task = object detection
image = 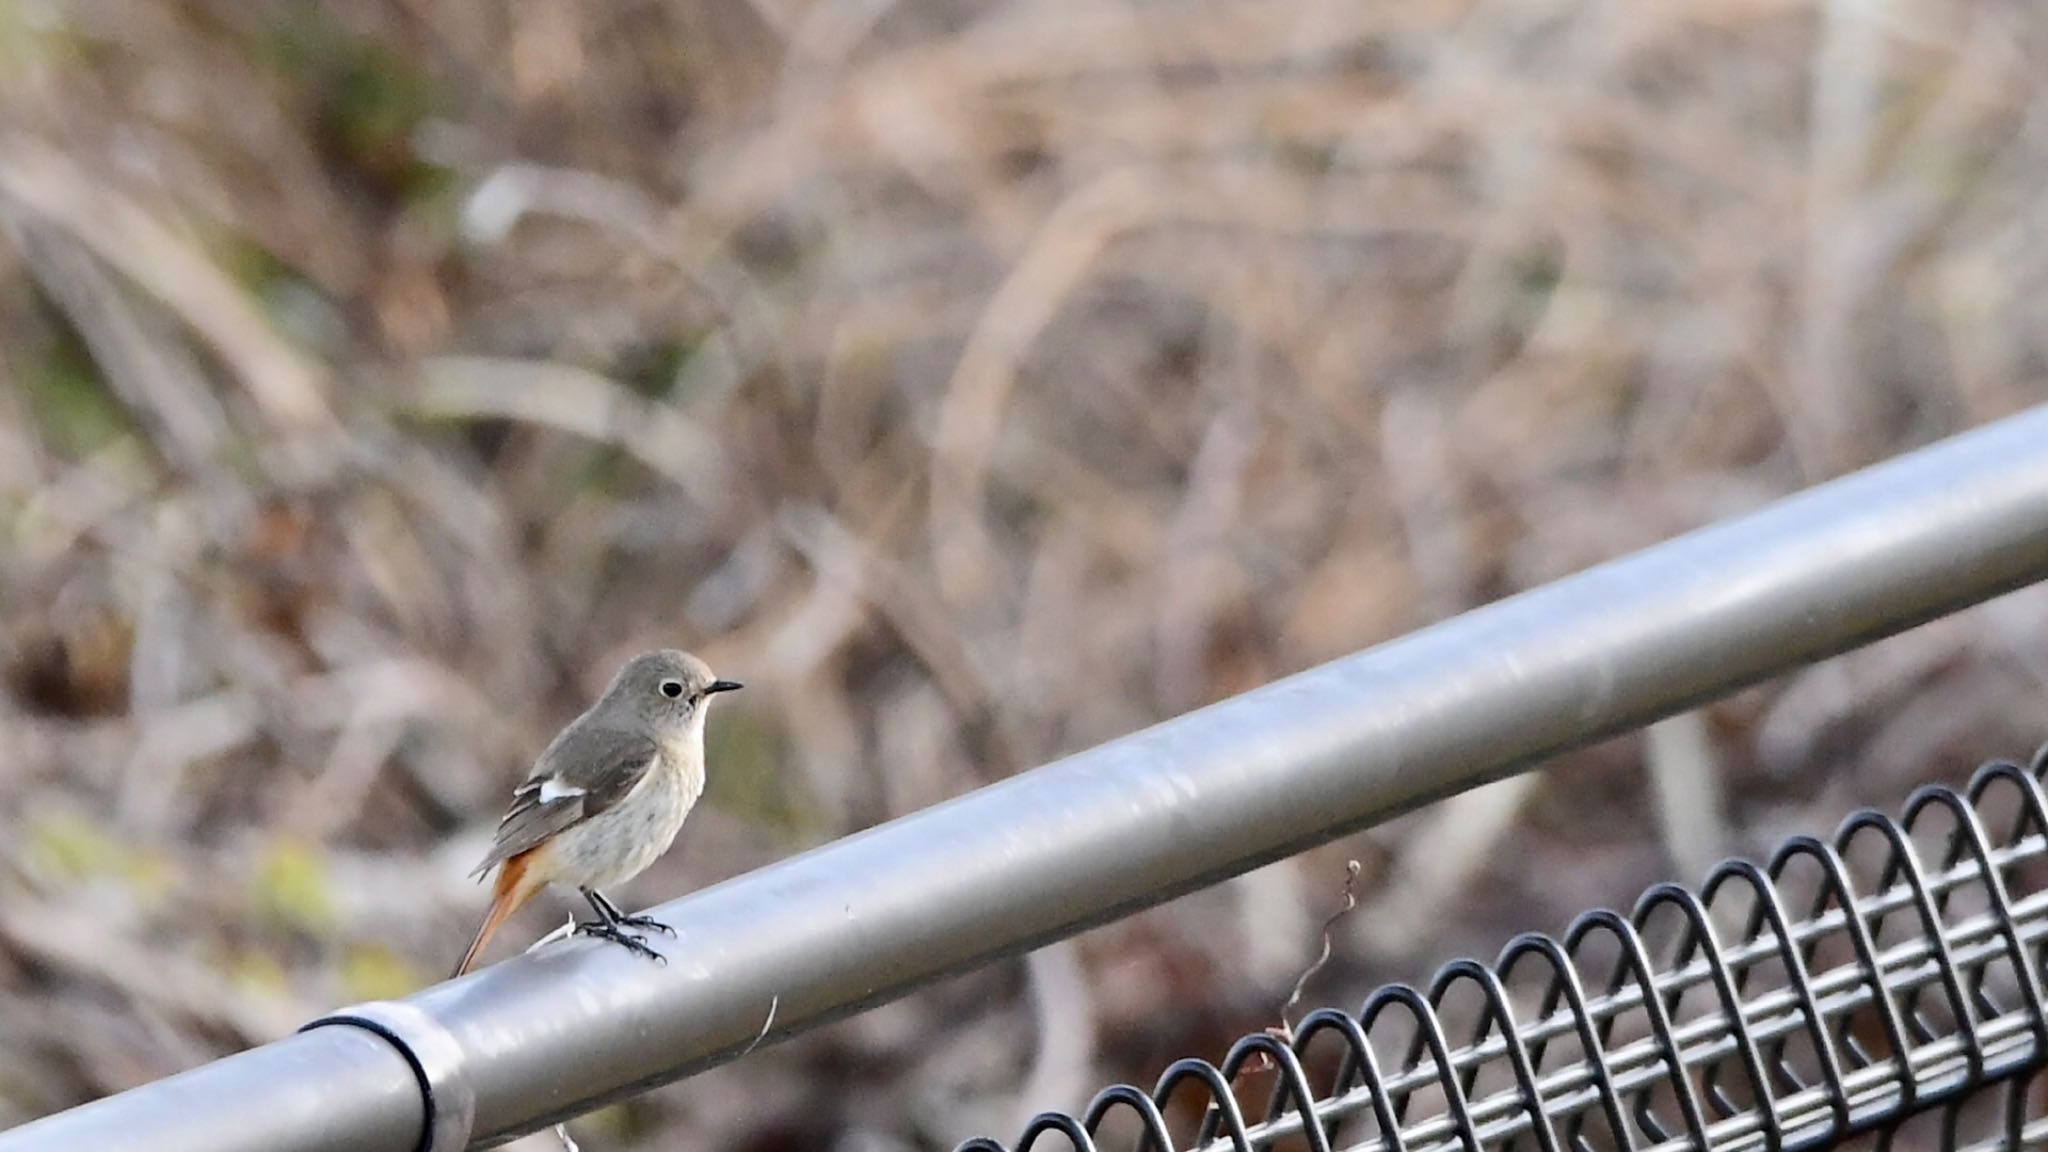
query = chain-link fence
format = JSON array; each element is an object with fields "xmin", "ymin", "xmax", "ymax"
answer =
[{"xmin": 961, "ymin": 748, "xmax": 2048, "ymax": 1152}]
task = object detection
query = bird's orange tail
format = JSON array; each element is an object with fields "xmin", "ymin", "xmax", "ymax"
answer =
[{"xmin": 453, "ymin": 849, "xmax": 544, "ymax": 978}]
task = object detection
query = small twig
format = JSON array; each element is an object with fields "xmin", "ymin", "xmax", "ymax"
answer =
[
  {"xmin": 1280, "ymin": 859, "xmax": 1362, "ymax": 1028},
  {"xmin": 737, "ymin": 994, "xmax": 780, "ymax": 1059},
  {"xmin": 1245, "ymin": 859, "xmax": 1362, "ymax": 1073},
  {"xmin": 527, "ymin": 915, "xmax": 580, "ymax": 954}
]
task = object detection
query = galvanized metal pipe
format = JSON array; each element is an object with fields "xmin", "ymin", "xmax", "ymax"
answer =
[
  {"xmin": 0, "ymin": 1028, "xmax": 426, "ymax": 1152},
  {"xmin": 8, "ymin": 404, "xmax": 2048, "ymax": 1152}
]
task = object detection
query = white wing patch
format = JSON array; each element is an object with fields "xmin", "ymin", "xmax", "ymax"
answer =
[{"xmin": 537, "ymin": 778, "xmax": 587, "ymax": 805}]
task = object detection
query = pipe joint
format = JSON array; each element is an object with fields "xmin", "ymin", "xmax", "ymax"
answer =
[{"xmin": 303, "ymin": 1001, "xmax": 475, "ymax": 1152}]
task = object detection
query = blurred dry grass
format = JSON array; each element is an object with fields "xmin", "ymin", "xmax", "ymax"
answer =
[{"xmin": 2, "ymin": 0, "xmax": 2047, "ymax": 1147}]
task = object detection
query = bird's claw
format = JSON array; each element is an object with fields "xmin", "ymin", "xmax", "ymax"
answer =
[
  {"xmin": 574, "ymin": 920, "xmax": 667, "ymax": 964},
  {"xmin": 614, "ymin": 913, "xmax": 676, "ymax": 937}
]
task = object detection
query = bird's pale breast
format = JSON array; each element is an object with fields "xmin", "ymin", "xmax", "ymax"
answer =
[{"xmin": 545, "ymin": 750, "xmax": 704, "ymax": 890}]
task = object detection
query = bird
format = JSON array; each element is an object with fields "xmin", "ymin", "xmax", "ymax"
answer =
[{"xmin": 453, "ymin": 649, "xmax": 741, "ymax": 977}]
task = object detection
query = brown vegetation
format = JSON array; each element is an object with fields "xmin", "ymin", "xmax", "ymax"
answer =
[{"xmin": 1, "ymin": 1, "xmax": 2045, "ymax": 1147}]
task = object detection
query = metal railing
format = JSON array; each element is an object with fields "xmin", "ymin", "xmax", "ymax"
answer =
[
  {"xmin": 959, "ymin": 747, "xmax": 2048, "ymax": 1152},
  {"xmin": 4, "ymin": 403, "xmax": 2048, "ymax": 1152}
]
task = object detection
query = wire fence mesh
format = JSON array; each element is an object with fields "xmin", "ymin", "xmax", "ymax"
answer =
[{"xmin": 961, "ymin": 745, "xmax": 2048, "ymax": 1152}]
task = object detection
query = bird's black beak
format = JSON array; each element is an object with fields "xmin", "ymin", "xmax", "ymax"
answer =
[{"xmin": 707, "ymin": 679, "xmax": 744, "ymax": 695}]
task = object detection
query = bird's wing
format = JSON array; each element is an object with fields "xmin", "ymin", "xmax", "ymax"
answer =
[{"xmin": 469, "ymin": 726, "xmax": 661, "ymax": 879}]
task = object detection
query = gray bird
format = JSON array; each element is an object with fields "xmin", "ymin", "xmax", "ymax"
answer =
[{"xmin": 454, "ymin": 650, "xmax": 741, "ymax": 976}]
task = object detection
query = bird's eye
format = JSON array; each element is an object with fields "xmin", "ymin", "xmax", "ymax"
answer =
[{"xmin": 659, "ymin": 679, "xmax": 684, "ymax": 699}]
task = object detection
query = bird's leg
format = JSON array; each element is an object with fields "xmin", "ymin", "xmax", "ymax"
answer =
[
  {"xmin": 589, "ymin": 888, "xmax": 675, "ymax": 937},
  {"xmin": 574, "ymin": 888, "xmax": 666, "ymax": 963}
]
